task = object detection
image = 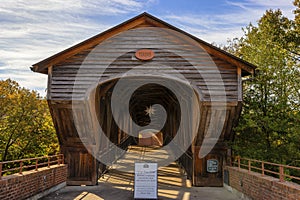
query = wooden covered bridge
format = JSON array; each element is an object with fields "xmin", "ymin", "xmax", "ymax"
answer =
[{"xmin": 31, "ymin": 13, "xmax": 256, "ymax": 187}]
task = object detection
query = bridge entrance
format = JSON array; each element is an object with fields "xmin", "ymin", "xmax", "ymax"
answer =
[
  {"xmin": 99, "ymin": 145, "xmax": 192, "ymax": 199},
  {"xmin": 94, "ymin": 76, "xmax": 198, "ymax": 183},
  {"xmin": 41, "ymin": 146, "xmax": 241, "ymax": 200},
  {"xmin": 32, "ymin": 13, "xmax": 255, "ymax": 186}
]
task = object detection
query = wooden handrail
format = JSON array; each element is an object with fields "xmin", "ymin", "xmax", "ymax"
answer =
[
  {"xmin": 0, "ymin": 154, "xmax": 64, "ymax": 180},
  {"xmin": 229, "ymin": 156, "xmax": 300, "ymax": 183}
]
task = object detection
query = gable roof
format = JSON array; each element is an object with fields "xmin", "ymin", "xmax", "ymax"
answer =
[{"xmin": 31, "ymin": 12, "xmax": 256, "ymax": 75}]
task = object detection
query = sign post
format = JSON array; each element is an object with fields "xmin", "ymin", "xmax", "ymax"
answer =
[{"xmin": 134, "ymin": 163, "xmax": 158, "ymax": 199}]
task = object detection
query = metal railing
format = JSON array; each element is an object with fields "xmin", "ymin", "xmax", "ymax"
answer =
[
  {"xmin": 230, "ymin": 156, "xmax": 300, "ymax": 182},
  {"xmin": 0, "ymin": 154, "xmax": 64, "ymax": 180}
]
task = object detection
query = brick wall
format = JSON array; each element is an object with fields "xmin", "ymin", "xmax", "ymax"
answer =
[
  {"xmin": 0, "ymin": 164, "xmax": 67, "ymax": 200},
  {"xmin": 224, "ymin": 166, "xmax": 300, "ymax": 200}
]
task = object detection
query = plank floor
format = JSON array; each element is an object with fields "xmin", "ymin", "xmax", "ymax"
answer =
[{"xmin": 42, "ymin": 146, "xmax": 240, "ymax": 200}]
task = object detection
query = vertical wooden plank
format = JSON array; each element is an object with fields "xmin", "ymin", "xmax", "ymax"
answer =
[
  {"xmin": 237, "ymin": 67, "xmax": 242, "ymax": 101},
  {"xmin": 47, "ymin": 65, "xmax": 52, "ymax": 100}
]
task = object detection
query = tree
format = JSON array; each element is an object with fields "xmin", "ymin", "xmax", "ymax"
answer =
[
  {"xmin": 225, "ymin": 1, "xmax": 300, "ymax": 165},
  {"xmin": 0, "ymin": 79, "xmax": 59, "ymax": 161}
]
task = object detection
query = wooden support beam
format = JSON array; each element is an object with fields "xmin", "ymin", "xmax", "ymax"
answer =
[
  {"xmin": 47, "ymin": 66, "xmax": 53, "ymax": 99},
  {"xmin": 237, "ymin": 67, "xmax": 242, "ymax": 101}
]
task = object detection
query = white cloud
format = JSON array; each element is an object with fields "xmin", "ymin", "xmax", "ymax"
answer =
[
  {"xmin": 164, "ymin": 0, "xmax": 295, "ymax": 44},
  {"xmin": 246, "ymin": 0, "xmax": 294, "ymax": 8},
  {"xmin": 182, "ymin": 26, "xmax": 245, "ymax": 45},
  {"xmin": 226, "ymin": 0, "xmax": 295, "ymax": 18},
  {"xmin": 164, "ymin": 13, "xmax": 249, "ymax": 44},
  {"xmin": 0, "ymin": 0, "xmax": 296, "ymax": 96},
  {"xmin": 0, "ymin": 0, "xmax": 151, "ymax": 96}
]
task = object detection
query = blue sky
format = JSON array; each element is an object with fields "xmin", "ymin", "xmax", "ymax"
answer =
[{"xmin": 0, "ymin": 0, "xmax": 296, "ymax": 96}]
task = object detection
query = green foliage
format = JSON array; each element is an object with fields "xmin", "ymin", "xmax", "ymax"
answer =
[
  {"xmin": 225, "ymin": 1, "xmax": 300, "ymax": 166},
  {"xmin": 0, "ymin": 79, "xmax": 59, "ymax": 161}
]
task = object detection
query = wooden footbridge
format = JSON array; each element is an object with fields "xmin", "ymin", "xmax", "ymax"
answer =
[{"xmin": 31, "ymin": 12, "xmax": 256, "ymax": 187}]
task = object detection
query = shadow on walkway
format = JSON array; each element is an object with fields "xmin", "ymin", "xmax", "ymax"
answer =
[{"xmin": 42, "ymin": 146, "xmax": 239, "ymax": 200}]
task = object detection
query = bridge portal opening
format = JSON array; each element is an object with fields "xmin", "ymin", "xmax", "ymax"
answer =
[
  {"xmin": 95, "ymin": 76, "xmax": 200, "ymax": 181},
  {"xmin": 96, "ymin": 79, "xmax": 183, "ymax": 148}
]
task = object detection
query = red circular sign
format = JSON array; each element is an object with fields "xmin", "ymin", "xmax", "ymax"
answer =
[{"xmin": 135, "ymin": 49, "xmax": 155, "ymax": 61}]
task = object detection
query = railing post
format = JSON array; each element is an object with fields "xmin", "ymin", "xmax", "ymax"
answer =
[
  {"xmin": 262, "ymin": 161, "xmax": 264, "ymax": 176},
  {"xmin": 248, "ymin": 160, "xmax": 251, "ymax": 173},
  {"xmin": 238, "ymin": 156, "xmax": 241, "ymax": 170},
  {"xmin": 57, "ymin": 155, "xmax": 60, "ymax": 165},
  {"xmin": 35, "ymin": 159, "xmax": 38, "ymax": 171},
  {"xmin": 47, "ymin": 157, "xmax": 50, "ymax": 168},
  {"xmin": 19, "ymin": 161, "xmax": 23, "ymax": 174},
  {"xmin": 231, "ymin": 156, "xmax": 235, "ymax": 167},
  {"xmin": 279, "ymin": 165, "xmax": 284, "ymax": 182},
  {"xmin": 61, "ymin": 154, "xmax": 64, "ymax": 164},
  {"xmin": 0, "ymin": 162, "xmax": 2, "ymax": 180}
]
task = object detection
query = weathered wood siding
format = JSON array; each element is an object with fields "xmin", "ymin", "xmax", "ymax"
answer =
[{"xmin": 49, "ymin": 27, "xmax": 238, "ymax": 102}]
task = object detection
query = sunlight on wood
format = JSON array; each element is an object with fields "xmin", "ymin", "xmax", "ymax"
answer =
[{"xmin": 183, "ymin": 192, "xmax": 191, "ymax": 200}]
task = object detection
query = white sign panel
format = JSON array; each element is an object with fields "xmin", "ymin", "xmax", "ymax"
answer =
[
  {"xmin": 207, "ymin": 159, "xmax": 219, "ymax": 173},
  {"xmin": 134, "ymin": 163, "xmax": 158, "ymax": 199}
]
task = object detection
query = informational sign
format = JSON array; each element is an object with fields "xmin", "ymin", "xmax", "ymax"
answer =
[
  {"xmin": 134, "ymin": 163, "xmax": 158, "ymax": 199},
  {"xmin": 207, "ymin": 159, "xmax": 219, "ymax": 173}
]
